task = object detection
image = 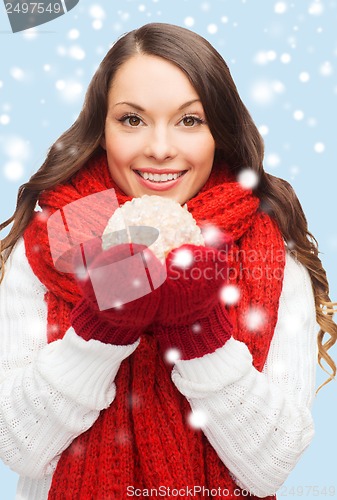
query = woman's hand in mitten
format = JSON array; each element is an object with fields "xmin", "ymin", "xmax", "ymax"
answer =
[
  {"xmin": 153, "ymin": 244, "xmax": 233, "ymax": 360},
  {"xmin": 71, "ymin": 238, "xmax": 164, "ymax": 345}
]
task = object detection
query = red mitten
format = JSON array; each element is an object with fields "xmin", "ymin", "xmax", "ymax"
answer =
[
  {"xmin": 153, "ymin": 244, "xmax": 232, "ymax": 360},
  {"xmin": 71, "ymin": 238, "xmax": 164, "ymax": 345}
]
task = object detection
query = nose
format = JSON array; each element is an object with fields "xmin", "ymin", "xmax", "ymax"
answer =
[{"xmin": 144, "ymin": 125, "xmax": 177, "ymax": 162}]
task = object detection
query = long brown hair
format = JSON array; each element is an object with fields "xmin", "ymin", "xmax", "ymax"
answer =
[{"xmin": 1, "ymin": 22, "xmax": 336, "ymax": 388}]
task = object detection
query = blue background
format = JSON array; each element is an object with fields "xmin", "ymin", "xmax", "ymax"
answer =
[{"xmin": 0, "ymin": 1, "xmax": 336, "ymax": 498}]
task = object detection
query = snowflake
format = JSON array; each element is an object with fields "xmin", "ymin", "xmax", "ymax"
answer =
[
  {"xmin": 69, "ymin": 45, "xmax": 86, "ymax": 61},
  {"xmin": 187, "ymin": 410, "xmax": 208, "ymax": 429},
  {"xmin": 314, "ymin": 142, "xmax": 325, "ymax": 153},
  {"xmin": 237, "ymin": 169, "xmax": 259, "ymax": 190},
  {"xmin": 92, "ymin": 20, "xmax": 103, "ymax": 30},
  {"xmin": 36, "ymin": 210, "xmax": 50, "ymax": 223},
  {"xmin": 191, "ymin": 322, "xmax": 202, "ymax": 333},
  {"xmin": 287, "ymin": 35, "xmax": 297, "ymax": 49},
  {"xmin": 184, "ymin": 16, "xmax": 195, "ymax": 27},
  {"xmin": 272, "ymin": 81, "xmax": 285, "ymax": 93},
  {"xmin": 280, "ymin": 53, "xmax": 291, "ymax": 63},
  {"xmin": 258, "ymin": 125, "xmax": 269, "ymax": 136},
  {"xmin": 56, "ymin": 80, "xmax": 83, "ymax": 102},
  {"xmin": 68, "ymin": 28, "xmax": 80, "ymax": 40},
  {"xmin": 172, "ymin": 248, "xmax": 194, "ymax": 269},
  {"xmin": 251, "ymin": 81, "xmax": 274, "ymax": 105},
  {"xmin": 55, "ymin": 80, "xmax": 66, "ymax": 90},
  {"xmin": 254, "ymin": 50, "xmax": 277, "ymax": 65},
  {"xmin": 293, "ymin": 110, "xmax": 304, "ymax": 121},
  {"xmin": 244, "ymin": 307, "xmax": 266, "ymax": 331},
  {"xmin": 128, "ymin": 392, "xmax": 142, "ymax": 409},
  {"xmin": 164, "ymin": 348, "xmax": 181, "ymax": 364},
  {"xmin": 74, "ymin": 264, "xmax": 88, "ymax": 281},
  {"xmin": 320, "ymin": 61, "xmax": 333, "ymax": 77},
  {"xmin": 207, "ymin": 24, "xmax": 218, "ymax": 34},
  {"xmin": 49, "ymin": 324, "xmax": 60, "ymax": 334},
  {"xmin": 22, "ymin": 28, "xmax": 38, "ymax": 40},
  {"xmin": 289, "ymin": 166, "xmax": 300, "ymax": 179},
  {"xmin": 54, "ymin": 140, "xmax": 64, "ymax": 151},
  {"xmin": 0, "ymin": 115, "xmax": 10, "ymax": 125},
  {"xmin": 3, "ymin": 161, "xmax": 24, "ymax": 181},
  {"xmin": 56, "ymin": 45, "xmax": 67, "ymax": 56},
  {"xmin": 274, "ymin": 2, "xmax": 288, "ymax": 14},
  {"xmin": 307, "ymin": 118, "xmax": 317, "ymax": 127},
  {"xmin": 132, "ymin": 278, "xmax": 142, "ymax": 289},
  {"xmin": 114, "ymin": 430, "xmax": 132, "ymax": 445},
  {"xmin": 3, "ymin": 136, "xmax": 30, "ymax": 160},
  {"xmin": 111, "ymin": 300, "xmax": 123, "ymax": 310},
  {"xmin": 250, "ymin": 80, "xmax": 284, "ymax": 105},
  {"xmin": 201, "ymin": 224, "xmax": 226, "ymax": 248},
  {"xmin": 220, "ymin": 284, "xmax": 240, "ymax": 305},
  {"xmin": 119, "ymin": 12, "xmax": 130, "ymax": 21},
  {"xmin": 10, "ymin": 67, "xmax": 25, "ymax": 81},
  {"xmin": 265, "ymin": 153, "xmax": 281, "ymax": 168},
  {"xmin": 69, "ymin": 146, "xmax": 80, "ymax": 156},
  {"xmin": 89, "ymin": 4, "xmax": 106, "ymax": 19},
  {"xmin": 299, "ymin": 72, "xmax": 310, "ymax": 83},
  {"xmin": 308, "ymin": 2, "xmax": 324, "ymax": 15},
  {"xmin": 69, "ymin": 442, "xmax": 87, "ymax": 457}
]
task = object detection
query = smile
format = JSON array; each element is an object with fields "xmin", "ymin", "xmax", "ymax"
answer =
[{"xmin": 135, "ymin": 170, "xmax": 187, "ymax": 183}]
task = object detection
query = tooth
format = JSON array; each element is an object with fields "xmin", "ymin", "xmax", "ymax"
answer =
[{"xmin": 138, "ymin": 171, "xmax": 185, "ymax": 182}]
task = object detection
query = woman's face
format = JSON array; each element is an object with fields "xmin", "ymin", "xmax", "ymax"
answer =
[{"xmin": 101, "ymin": 55, "xmax": 216, "ymax": 204}]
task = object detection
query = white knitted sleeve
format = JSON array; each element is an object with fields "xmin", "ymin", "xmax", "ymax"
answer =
[
  {"xmin": 172, "ymin": 251, "xmax": 317, "ymax": 498},
  {"xmin": 0, "ymin": 238, "xmax": 139, "ymax": 479}
]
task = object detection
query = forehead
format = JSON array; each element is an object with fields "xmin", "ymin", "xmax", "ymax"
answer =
[{"xmin": 108, "ymin": 54, "xmax": 200, "ymax": 104}]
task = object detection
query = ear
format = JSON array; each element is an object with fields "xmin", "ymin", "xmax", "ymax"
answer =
[{"xmin": 100, "ymin": 135, "xmax": 106, "ymax": 150}]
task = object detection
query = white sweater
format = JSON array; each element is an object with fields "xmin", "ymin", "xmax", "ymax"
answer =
[{"xmin": 0, "ymin": 238, "xmax": 317, "ymax": 499}]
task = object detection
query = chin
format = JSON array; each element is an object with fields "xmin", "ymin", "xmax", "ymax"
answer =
[{"xmin": 157, "ymin": 191, "xmax": 187, "ymax": 204}]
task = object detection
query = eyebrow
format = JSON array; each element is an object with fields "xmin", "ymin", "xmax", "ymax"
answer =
[{"xmin": 112, "ymin": 99, "xmax": 202, "ymax": 111}]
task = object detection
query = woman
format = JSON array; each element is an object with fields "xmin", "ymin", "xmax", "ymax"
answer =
[{"xmin": 0, "ymin": 23, "xmax": 336, "ymax": 500}]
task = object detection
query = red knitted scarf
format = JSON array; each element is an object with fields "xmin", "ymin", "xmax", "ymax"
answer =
[{"xmin": 24, "ymin": 151, "xmax": 285, "ymax": 499}]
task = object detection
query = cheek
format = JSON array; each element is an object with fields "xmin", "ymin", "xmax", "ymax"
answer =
[
  {"xmin": 195, "ymin": 142, "xmax": 216, "ymax": 167},
  {"xmin": 187, "ymin": 133, "xmax": 215, "ymax": 157},
  {"xmin": 105, "ymin": 139, "xmax": 134, "ymax": 165},
  {"xmin": 106, "ymin": 133, "xmax": 143, "ymax": 163}
]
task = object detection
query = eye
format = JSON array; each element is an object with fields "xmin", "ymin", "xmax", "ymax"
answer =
[
  {"xmin": 180, "ymin": 115, "xmax": 205, "ymax": 127},
  {"xmin": 118, "ymin": 114, "xmax": 143, "ymax": 127}
]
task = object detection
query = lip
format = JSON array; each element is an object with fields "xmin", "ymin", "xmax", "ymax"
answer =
[
  {"xmin": 134, "ymin": 168, "xmax": 186, "ymax": 175},
  {"xmin": 133, "ymin": 169, "xmax": 187, "ymax": 192}
]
